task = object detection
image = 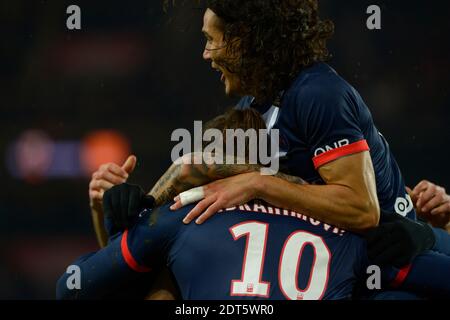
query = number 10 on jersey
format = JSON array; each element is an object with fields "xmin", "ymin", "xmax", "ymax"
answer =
[{"xmin": 229, "ymin": 221, "xmax": 331, "ymax": 300}]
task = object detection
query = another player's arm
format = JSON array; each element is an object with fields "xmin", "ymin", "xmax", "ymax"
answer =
[
  {"xmin": 88, "ymin": 156, "xmax": 137, "ymax": 248},
  {"xmin": 90, "ymin": 202, "xmax": 109, "ymax": 248},
  {"xmin": 56, "ymin": 236, "xmax": 147, "ymax": 299},
  {"xmin": 408, "ymin": 180, "xmax": 450, "ymax": 233},
  {"xmin": 148, "ymin": 153, "xmax": 259, "ymax": 206},
  {"xmin": 253, "ymin": 151, "xmax": 380, "ymax": 232},
  {"xmin": 177, "ymin": 152, "xmax": 379, "ymax": 232},
  {"xmin": 148, "ymin": 153, "xmax": 306, "ymax": 207},
  {"xmin": 56, "ymin": 208, "xmax": 176, "ymax": 300}
]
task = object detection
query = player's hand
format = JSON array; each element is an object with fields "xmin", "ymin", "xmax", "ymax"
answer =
[
  {"xmin": 171, "ymin": 172, "xmax": 260, "ymax": 224},
  {"xmin": 408, "ymin": 181, "xmax": 450, "ymax": 229},
  {"xmin": 365, "ymin": 213, "xmax": 435, "ymax": 268},
  {"xmin": 89, "ymin": 155, "xmax": 137, "ymax": 209},
  {"xmin": 409, "ymin": 180, "xmax": 450, "ymax": 215},
  {"xmin": 103, "ymin": 183, "xmax": 155, "ymax": 233}
]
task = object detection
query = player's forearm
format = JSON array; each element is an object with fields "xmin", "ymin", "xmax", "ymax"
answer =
[
  {"xmin": 149, "ymin": 154, "xmax": 260, "ymax": 206},
  {"xmin": 90, "ymin": 203, "xmax": 108, "ymax": 248},
  {"xmin": 254, "ymin": 175, "xmax": 380, "ymax": 232},
  {"xmin": 149, "ymin": 163, "xmax": 183, "ymax": 206},
  {"xmin": 148, "ymin": 162, "xmax": 209, "ymax": 207}
]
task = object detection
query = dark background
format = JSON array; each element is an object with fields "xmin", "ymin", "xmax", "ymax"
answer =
[{"xmin": 0, "ymin": 0, "xmax": 449, "ymax": 299}]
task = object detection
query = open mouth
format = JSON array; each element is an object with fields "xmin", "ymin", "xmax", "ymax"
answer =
[{"xmin": 212, "ymin": 64, "xmax": 226, "ymax": 83}]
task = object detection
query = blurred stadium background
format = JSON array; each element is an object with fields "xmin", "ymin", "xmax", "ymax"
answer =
[{"xmin": 0, "ymin": 0, "xmax": 449, "ymax": 299}]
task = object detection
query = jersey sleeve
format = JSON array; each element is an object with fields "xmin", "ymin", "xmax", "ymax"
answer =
[
  {"xmin": 381, "ymin": 251, "xmax": 450, "ymax": 298},
  {"xmin": 55, "ymin": 235, "xmax": 145, "ymax": 300},
  {"xmin": 122, "ymin": 205, "xmax": 183, "ymax": 270},
  {"xmin": 295, "ymin": 83, "xmax": 370, "ymax": 169},
  {"xmin": 56, "ymin": 205, "xmax": 183, "ymax": 299}
]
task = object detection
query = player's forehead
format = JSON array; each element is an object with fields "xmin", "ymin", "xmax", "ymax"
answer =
[{"xmin": 202, "ymin": 8, "xmax": 223, "ymax": 37}]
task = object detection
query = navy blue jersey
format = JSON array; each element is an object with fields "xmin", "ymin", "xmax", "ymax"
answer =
[
  {"xmin": 57, "ymin": 202, "xmax": 367, "ymax": 300},
  {"xmin": 56, "ymin": 203, "xmax": 450, "ymax": 300},
  {"xmin": 237, "ymin": 63, "xmax": 415, "ymax": 219}
]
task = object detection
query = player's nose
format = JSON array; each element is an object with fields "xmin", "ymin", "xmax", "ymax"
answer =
[{"xmin": 203, "ymin": 47, "xmax": 211, "ymax": 61}]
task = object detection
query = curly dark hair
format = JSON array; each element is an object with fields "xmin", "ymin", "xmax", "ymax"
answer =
[{"xmin": 206, "ymin": 0, "xmax": 334, "ymax": 103}]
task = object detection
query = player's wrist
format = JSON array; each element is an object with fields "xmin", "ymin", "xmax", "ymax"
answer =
[{"xmin": 90, "ymin": 199, "xmax": 103, "ymax": 213}]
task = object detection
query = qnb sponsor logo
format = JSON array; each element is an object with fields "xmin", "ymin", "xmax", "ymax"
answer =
[
  {"xmin": 171, "ymin": 121, "xmax": 280, "ymax": 175},
  {"xmin": 313, "ymin": 139, "xmax": 350, "ymax": 157}
]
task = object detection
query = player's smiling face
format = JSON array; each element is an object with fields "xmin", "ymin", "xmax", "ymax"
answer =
[{"xmin": 202, "ymin": 9, "xmax": 243, "ymax": 97}]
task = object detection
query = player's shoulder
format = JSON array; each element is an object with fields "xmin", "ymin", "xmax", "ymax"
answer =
[
  {"xmin": 283, "ymin": 63, "xmax": 364, "ymax": 122},
  {"xmin": 286, "ymin": 63, "xmax": 359, "ymax": 107},
  {"xmin": 136, "ymin": 203, "xmax": 195, "ymax": 231}
]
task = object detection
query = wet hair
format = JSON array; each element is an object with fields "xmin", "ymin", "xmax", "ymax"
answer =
[{"xmin": 206, "ymin": 0, "xmax": 334, "ymax": 103}]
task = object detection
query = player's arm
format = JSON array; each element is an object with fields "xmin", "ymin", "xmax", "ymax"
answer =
[
  {"xmin": 148, "ymin": 152, "xmax": 259, "ymax": 206},
  {"xmin": 176, "ymin": 152, "xmax": 379, "ymax": 231},
  {"xmin": 148, "ymin": 152, "xmax": 305, "ymax": 207},
  {"xmin": 381, "ymin": 251, "xmax": 450, "ymax": 298},
  {"xmin": 248, "ymin": 86, "xmax": 381, "ymax": 231},
  {"xmin": 88, "ymin": 156, "xmax": 137, "ymax": 248},
  {"xmin": 56, "ymin": 207, "xmax": 179, "ymax": 300},
  {"xmin": 254, "ymin": 151, "xmax": 379, "ymax": 232},
  {"xmin": 408, "ymin": 180, "xmax": 450, "ymax": 233},
  {"xmin": 90, "ymin": 203, "xmax": 109, "ymax": 248},
  {"xmin": 56, "ymin": 236, "xmax": 146, "ymax": 300}
]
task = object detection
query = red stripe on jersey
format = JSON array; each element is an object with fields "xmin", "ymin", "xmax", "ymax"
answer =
[
  {"xmin": 391, "ymin": 264, "xmax": 412, "ymax": 288},
  {"xmin": 121, "ymin": 230, "xmax": 152, "ymax": 273},
  {"xmin": 312, "ymin": 140, "xmax": 370, "ymax": 169}
]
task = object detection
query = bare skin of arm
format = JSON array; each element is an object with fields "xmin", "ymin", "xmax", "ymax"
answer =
[
  {"xmin": 251, "ymin": 152, "xmax": 380, "ymax": 232},
  {"xmin": 90, "ymin": 202, "xmax": 109, "ymax": 248},
  {"xmin": 148, "ymin": 153, "xmax": 306, "ymax": 207},
  {"xmin": 89, "ymin": 156, "xmax": 137, "ymax": 248},
  {"xmin": 169, "ymin": 151, "xmax": 379, "ymax": 232}
]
